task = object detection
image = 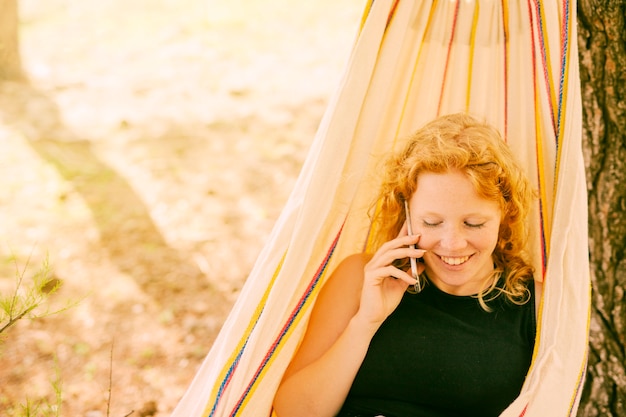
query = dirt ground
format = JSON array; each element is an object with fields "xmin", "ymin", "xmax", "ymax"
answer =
[{"xmin": 0, "ymin": 0, "xmax": 362, "ymax": 415}]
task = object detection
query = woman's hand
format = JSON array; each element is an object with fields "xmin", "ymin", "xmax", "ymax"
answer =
[{"xmin": 356, "ymin": 224, "xmax": 425, "ymax": 327}]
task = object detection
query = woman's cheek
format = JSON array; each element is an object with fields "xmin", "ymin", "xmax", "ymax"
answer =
[{"xmin": 415, "ymin": 230, "xmax": 436, "ymax": 250}]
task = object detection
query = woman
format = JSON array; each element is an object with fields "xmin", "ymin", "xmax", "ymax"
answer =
[{"xmin": 273, "ymin": 113, "xmax": 537, "ymax": 417}]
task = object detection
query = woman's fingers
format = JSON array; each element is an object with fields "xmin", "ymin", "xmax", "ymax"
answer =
[
  {"xmin": 365, "ymin": 262, "xmax": 412, "ymax": 279},
  {"xmin": 363, "ymin": 231, "xmax": 426, "ymax": 291},
  {"xmin": 370, "ymin": 234, "xmax": 421, "ymax": 262},
  {"xmin": 365, "ymin": 251, "xmax": 424, "ymax": 283},
  {"xmin": 369, "ymin": 243, "xmax": 425, "ymax": 266},
  {"xmin": 384, "ymin": 266, "xmax": 418, "ymax": 285}
]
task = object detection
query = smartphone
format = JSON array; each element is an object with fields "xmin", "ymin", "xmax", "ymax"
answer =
[{"xmin": 404, "ymin": 200, "xmax": 422, "ymax": 293}]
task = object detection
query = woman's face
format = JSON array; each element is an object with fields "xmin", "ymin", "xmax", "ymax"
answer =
[{"xmin": 408, "ymin": 169, "xmax": 501, "ymax": 296}]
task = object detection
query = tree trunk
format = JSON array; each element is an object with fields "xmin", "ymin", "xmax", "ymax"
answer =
[
  {"xmin": 0, "ymin": 0, "xmax": 23, "ymax": 81},
  {"xmin": 577, "ymin": 0, "xmax": 626, "ymax": 415}
]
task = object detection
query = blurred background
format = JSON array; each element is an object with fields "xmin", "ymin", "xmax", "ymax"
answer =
[{"xmin": 0, "ymin": 0, "xmax": 362, "ymax": 415}]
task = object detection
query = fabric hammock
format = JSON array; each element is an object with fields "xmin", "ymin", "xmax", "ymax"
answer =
[{"xmin": 171, "ymin": 0, "xmax": 590, "ymax": 416}]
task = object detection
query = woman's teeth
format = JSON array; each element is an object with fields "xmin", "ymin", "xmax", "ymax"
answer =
[{"xmin": 440, "ymin": 255, "xmax": 470, "ymax": 266}]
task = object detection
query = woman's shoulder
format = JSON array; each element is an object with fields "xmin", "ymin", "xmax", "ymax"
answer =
[
  {"xmin": 314, "ymin": 252, "xmax": 371, "ymax": 311},
  {"xmin": 331, "ymin": 253, "xmax": 372, "ymax": 280}
]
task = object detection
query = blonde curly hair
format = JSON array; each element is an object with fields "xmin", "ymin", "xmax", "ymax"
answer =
[{"xmin": 369, "ymin": 113, "xmax": 535, "ymax": 308}]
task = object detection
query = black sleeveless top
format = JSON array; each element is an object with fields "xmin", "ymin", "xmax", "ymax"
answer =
[{"xmin": 338, "ymin": 280, "xmax": 536, "ymax": 417}]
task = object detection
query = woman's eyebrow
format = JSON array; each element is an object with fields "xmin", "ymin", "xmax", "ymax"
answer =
[{"xmin": 417, "ymin": 211, "xmax": 492, "ymax": 218}]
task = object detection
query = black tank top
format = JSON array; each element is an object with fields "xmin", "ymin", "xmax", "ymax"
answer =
[{"xmin": 338, "ymin": 279, "xmax": 536, "ymax": 417}]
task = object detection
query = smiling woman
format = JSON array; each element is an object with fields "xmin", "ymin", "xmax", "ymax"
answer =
[
  {"xmin": 371, "ymin": 113, "xmax": 535, "ymax": 307},
  {"xmin": 273, "ymin": 113, "xmax": 537, "ymax": 417}
]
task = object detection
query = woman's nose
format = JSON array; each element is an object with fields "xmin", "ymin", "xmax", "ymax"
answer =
[{"xmin": 439, "ymin": 227, "xmax": 467, "ymax": 251}]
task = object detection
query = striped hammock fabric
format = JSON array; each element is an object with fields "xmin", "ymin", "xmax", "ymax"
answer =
[{"xmin": 171, "ymin": 0, "xmax": 590, "ymax": 416}]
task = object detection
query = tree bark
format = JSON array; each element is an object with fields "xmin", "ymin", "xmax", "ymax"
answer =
[
  {"xmin": 0, "ymin": 0, "xmax": 24, "ymax": 81},
  {"xmin": 577, "ymin": 0, "xmax": 626, "ymax": 415}
]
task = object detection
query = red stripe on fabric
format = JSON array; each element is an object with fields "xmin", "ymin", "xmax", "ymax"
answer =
[
  {"xmin": 386, "ymin": 0, "xmax": 401, "ymax": 28},
  {"xmin": 519, "ymin": 403, "xmax": 529, "ymax": 416},
  {"xmin": 227, "ymin": 226, "xmax": 344, "ymax": 416},
  {"xmin": 437, "ymin": 0, "xmax": 461, "ymax": 115}
]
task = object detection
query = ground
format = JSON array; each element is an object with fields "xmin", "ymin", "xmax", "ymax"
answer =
[{"xmin": 0, "ymin": 0, "xmax": 361, "ymax": 415}]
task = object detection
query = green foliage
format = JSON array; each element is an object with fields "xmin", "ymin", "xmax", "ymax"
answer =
[
  {"xmin": 0, "ymin": 255, "xmax": 65, "ymax": 416},
  {"xmin": 0, "ymin": 256, "xmax": 63, "ymax": 338},
  {"xmin": 7, "ymin": 363, "xmax": 62, "ymax": 417}
]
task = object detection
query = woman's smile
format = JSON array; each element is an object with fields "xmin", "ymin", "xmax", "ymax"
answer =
[{"xmin": 438, "ymin": 254, "xmax": 472, "ymax": 266}]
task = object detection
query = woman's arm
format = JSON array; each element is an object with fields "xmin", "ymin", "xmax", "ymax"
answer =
[
  {"xmin": 273, "ymin": 233, "xmax": 423, "ymax": 417},
  {"xmin": 273, "ymin": 254, "xmax": 376, "ymax": 417}
]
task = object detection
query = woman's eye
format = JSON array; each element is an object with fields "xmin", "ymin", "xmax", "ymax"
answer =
[
  {"xmin": 422, "ymin": 220, "xmax": 441, "ymax": 227},
  {"xmin": 465, "ymin": 222, "xmax": 486, "ymax": 229}
]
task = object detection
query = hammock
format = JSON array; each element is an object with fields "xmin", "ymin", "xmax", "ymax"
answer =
[{"xmin": 171, "ymin": 0, "xmax": 590, "ymax": 415}]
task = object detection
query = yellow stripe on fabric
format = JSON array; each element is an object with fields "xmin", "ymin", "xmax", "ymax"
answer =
[
  {"xmin": 359, "ymin": 0, "xmax": 375, "ymax": 33},
  {"xmin": 465, "ymin": 1, "xmax": 480, "ymax": 111},
  {"xmin": 359, "ymin": 0, "xmax": 401, "ymax": 35},
  {"xmin": 393, "ymin": 0, "xmax": 438, "ymax": 139},
  {"xmin": 202, "ymin": 253, "xmax": 286, "ymax": 416},
  {"xmin": 534, "ymin": 106, "xmax": 551, "ymax": 262},
  {"xmin": 501, "ymin": 0, "xmax": 510, "ymax": 135},
  {"xmin": 527, "ymin": 279, "xmax": 547, "ymax": 380},
  {"xmin": 568, "ymin": 284, "xmax": 592, "ymax": 415},
  {"xmin": 233, "ymin": 253, "xmax": 336, "ymax": 415}
]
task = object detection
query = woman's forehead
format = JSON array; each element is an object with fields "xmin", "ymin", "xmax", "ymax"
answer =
[{"xmin": 410, "ymin": 170, "xmax": 501, "ymax": 215}]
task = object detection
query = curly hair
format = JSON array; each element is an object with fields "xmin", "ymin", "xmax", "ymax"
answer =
[{"xmin": 369, "ymin": 113, "xmax": 535, "ymax": 308}]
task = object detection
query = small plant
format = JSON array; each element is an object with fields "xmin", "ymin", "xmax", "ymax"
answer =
[
  {"xmin": 10, "ymin": 362, "xmax": 62, "ymax": 417},
  {"xmin": 0, "ymin": 255, "xmax": 132, "ymax": 416},
  {"xmin": 0, "ymin": 254, "xmax": 66, "ymax": 416},
  {"xmin": 0, "ymin": 255, "xmax": 63, "ymax": 338}
]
